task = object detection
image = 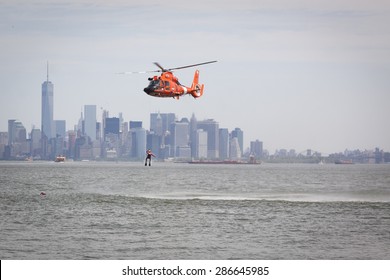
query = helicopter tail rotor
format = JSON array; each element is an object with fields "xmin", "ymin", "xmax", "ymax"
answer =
[{"xmin": 190, "ymin": 70, "xmax": 204, "ymax": 98}]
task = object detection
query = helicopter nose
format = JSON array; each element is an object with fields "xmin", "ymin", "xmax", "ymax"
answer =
[{"xmin": 144, "ymin": 87, "xmax": 152, "ymax": 94}]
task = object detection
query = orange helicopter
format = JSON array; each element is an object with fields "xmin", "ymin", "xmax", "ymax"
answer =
[{"xmin": 120, "ymin": 61, "xmax": 217, "ymax": 99}]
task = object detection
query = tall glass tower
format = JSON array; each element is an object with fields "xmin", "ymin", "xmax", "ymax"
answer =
[
  {"xmin": 231, "ymin": 128, "xmax": 244, "ymax": 157},
  {"xmin": 84, "ymin": 105, "xmax": 97, "ymax": 140},
  {"xmin": 197, "ymin": 119, "xmax": 219, "ymax": 159},
  {"xmin": 41, "ymin": 63, "xmax": 54, "ymax": 139}
]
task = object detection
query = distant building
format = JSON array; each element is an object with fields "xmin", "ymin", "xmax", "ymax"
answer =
[
  {"xmin": 118, "ymin": 112, "xmax": 124, "ymax": 132},
  {"xmin": 176, "ymin": 146, "xmax": 191, "ymax": 159},
  {"xmin": 30, "ymin": 128, "xmax": 41, "ymax": 158},
  {"xmin": 250, "ymin": 140, "xmax": 263, "ymax": 159},
  {"xmin": 84, "ymin": 105, "xmax": 97, "ymax": 140},
  {"xmin": 197, "ymin": 119, "xmax": 219, "ymax": 159},
  {"xmin": 230, "ymin": 137, "xmax": 241, "ymax": 160},
  {"xmin": 7, "ymin": 119, "xmax": 28, "ymax": 158},
  {"xmin": 131, "ymin": 127, "xmax": 146, "ymax": 159},
  {"xmin": 195, "ymin": 129, "xmax": 207, "ymax": 159},
  {"xmin": 146, "ymin": 132, "xmax": 160, "ymax": 158},
  {"xmin": 150, "ymin": 113, "xmax": 176, "ymax": 136},
  {"xmin": 67, "ymin": 130, "xmax": 77, "ymax": 159},
  {"xmin": 130, "ymin": 121, "xmax": 142, "ymax": 129},
  {"xmin": 155, "ymin": 113, "xmax": 163, "ymax": 136},
  {"xmin": 55, "ymin": 120, "xmax": 66, "ymax": 138},
  {"xmin": 101, "ymin": 109, "xmax": 109, "ymax": 139},
  {"xmin": 0, "ymin": 132, "xmax": 8, "ymax": 145},
  {"xmin": 8, "ymin": 120, "xmax": 26, "ymax": 144},
  {"xmin": 150, "ymin": 113, "xmax": 177, "ymax": 158},
  {"xmin": 0, "ymin": 132, "xmax": 8, "ymax": 159},
  {"xmin": 231, "ymin": 128, "xmax": 243, "ymax": 158},
  {"xmin": 189, "ymin": 113, "xmax": 198, "ymax": 158},
  {"xmin": 8, "ymin": 119, "xmax": 16, "ymax": 146},
  {"xmin": 219, "ymin": 128, "xmax": 229, "ymax": 160},
  {"xmin": 105, "ymin": 117, "xmax": 120, "ymax": 136},
  {"xmin": 96, "ymin": 122, "xmax": 102, "ymax": 141},
  {"xmin": 171, "ymin": 119, "xmax": 189, "ymax": 158},
  {"xmin": 120, "ymin": 121, "xmax": 130, "ymax": 157},
  {"xmin": 41, "ymin": 64, "xmax": 54, "ymax": 140}
]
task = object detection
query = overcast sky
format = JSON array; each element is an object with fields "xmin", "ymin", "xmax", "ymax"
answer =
[{"xmin": 1, "ymin": 0, "xmax": 389, "ymax": 154}]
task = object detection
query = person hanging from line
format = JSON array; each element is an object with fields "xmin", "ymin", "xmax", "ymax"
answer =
[{"xmin": 145, "ymin": 149, "xmax": 156, "ymax": 166}]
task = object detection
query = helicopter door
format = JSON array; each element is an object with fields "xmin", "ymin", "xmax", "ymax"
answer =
[{"xmin": 164, "ymin": 81, "xmax": 170, "ymax": 91}]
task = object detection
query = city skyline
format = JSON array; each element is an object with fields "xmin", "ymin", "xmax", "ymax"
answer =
[
  {"xmin": 1, "ymin": 72, "xmax": 389, "ymax": 156},
  {"xmin": 2, "ymin": 104, "xmax": 389, "ymax": 158},
  {"xmin": 1, "ymin": 62, "xmax": 389, "ymax": 157},
  {"xmin": 1, "ymin": 0, "xmax": 390, "ymax": 154},
  {"xmin": 1, "ymin": 59, "xmax": 389, "ymax": 156}
]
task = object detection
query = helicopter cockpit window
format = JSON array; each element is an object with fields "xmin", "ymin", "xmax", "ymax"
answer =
[{"xmin": 148, "ymin": 80, "xmax": 160, "ymax": 88}]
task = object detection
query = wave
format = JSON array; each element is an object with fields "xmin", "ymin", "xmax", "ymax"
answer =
[{"xmin": 120, "ymin": 192, "xmax": 390, "ymax": 203}]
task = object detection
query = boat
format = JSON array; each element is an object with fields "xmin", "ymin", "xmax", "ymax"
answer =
[{"xmin": 55, "ymin": 155, "xmax": 66, "ymax": 162}]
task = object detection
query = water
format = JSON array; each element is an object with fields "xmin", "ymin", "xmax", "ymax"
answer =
[{"xmin": 1, "ymin": 161, "xmax": 389, "ymax": 259}]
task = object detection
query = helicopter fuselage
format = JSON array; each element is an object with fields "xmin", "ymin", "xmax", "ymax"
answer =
[
  {"xmin": 120, "ymin": 60, "xmax": 216, "ymax": 99},
  {"xmin": 144, "ymin": 71, "xmax": 199, "ymax": 99}
]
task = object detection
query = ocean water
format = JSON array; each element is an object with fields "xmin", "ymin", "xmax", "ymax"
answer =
[{"xmin": 1, "ymin": 161, "xmax": 389, "ymax": 259}]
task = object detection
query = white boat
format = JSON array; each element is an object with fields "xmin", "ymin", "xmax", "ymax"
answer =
[{"xmin": 55, "ymin": 155, "xmax": 66, "ymax": 162}]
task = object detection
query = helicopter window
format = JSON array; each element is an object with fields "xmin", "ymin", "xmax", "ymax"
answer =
[{"xmin": 148, "ymin": 80, "xmax": 160, "ymax": 87}]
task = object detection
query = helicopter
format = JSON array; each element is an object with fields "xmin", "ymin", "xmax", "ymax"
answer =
[{"xmin": 119, "ymin": 61, "xmax": 217, "ymax": 99}]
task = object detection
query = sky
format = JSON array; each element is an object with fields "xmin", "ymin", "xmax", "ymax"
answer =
[{"xmin": 1, "ymin": 0, "xmax": 390, "ymax": 154}]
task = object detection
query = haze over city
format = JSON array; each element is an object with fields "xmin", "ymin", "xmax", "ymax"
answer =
[{"xmin": 1, "ymin": 0, "xmax": 390, "ymax": 154}]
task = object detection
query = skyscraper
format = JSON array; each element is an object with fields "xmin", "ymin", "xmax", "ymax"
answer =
[
  {"xmin": 55, "ymin": 120, "xmax": 66, "ymax": 138},
  {"xmin": 189, "ymin": 113, "xmax": 198, "ymax": 158},
  {"xmin": 231, "ymin": 128, "xmax": 243, "ymax": 157},
  {"xmin": 105, "ymin": 117, "xmax": 120, "ymax": 135},
  {"xmin": 84, "ymin": 105, "xmax": 97, "ymax": 140},
  {"xmin": 30, "ymin": 128, "xmax": 41, "ymax": 157},
  {"xmin": 131, "ymin": 127, "xmax": 146, "ymax": 159},
  {"xmin": 7, "ymin": 119, "xmax": 16, "ymax": 146},
  {"xmin": 197, "ymin": 119, "xmax": 219, "ymax": 159},
  {"xmin": 171, "ymin": 119, "xmax": 190, "ymax": 158},
  {"xmin": 7, "ymin": 119, "xmax": 27, "ymax": 157},
  {"xmin": 219, "ymin": 128, "xmax": 230, "ymax": 160},
  {"xmin": 250, "ymin": 140, "xmax": 263, "ymax": 159},
  {"xmin": 150, "ymin": 113, "xmax": 176, "ymax": 135},
  {"xmin": 230, "ymin": 137, "xmax": 241, "ymax": 160},
  {"xmin": 41, "ymin": 63, "xmax": 54, "ymax": 140},
  {"xmin": 8, "ymin": 120, "xmax": 26, "ymax": 145},
  {"xmin": 195, "ymin": 129, "xmax": 208, "ymax": 159},
  {"xmin": 130, "ymin": 121, "xmax": 142, "ymax": 129}
]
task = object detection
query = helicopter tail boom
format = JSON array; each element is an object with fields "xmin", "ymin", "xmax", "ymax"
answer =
[{"xmin": 190, "ymin": 70, "xmax": 204, "ymax": 98}]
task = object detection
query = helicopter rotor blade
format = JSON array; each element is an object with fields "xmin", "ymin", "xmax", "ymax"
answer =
[
  {"xmin": 168, "ymin": 60, "xmax": 217, "ymax": 71},
  {"xmin": 117, "ymin": 60, "xmax": 217, "ymax": 75},
  {"xmin": 116, "ymin": 70, "xmax": 160, "ymax": 75},
  {"xmin": 153, "ymin": 62, "xmax": 167, "ymax": 72},
  {"xmin": 116, "ymin": 71, "xmax": 146, "ymax": 74}
]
